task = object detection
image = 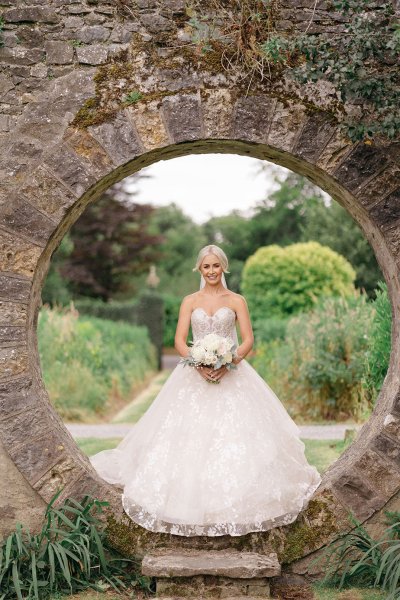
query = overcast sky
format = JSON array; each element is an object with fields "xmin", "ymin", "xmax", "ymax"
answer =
[{"xmin": 126, "ymin": 154, "xmax": 292, "ymax": 224}]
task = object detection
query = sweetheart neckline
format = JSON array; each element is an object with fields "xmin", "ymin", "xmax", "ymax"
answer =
[{"xmin": 192, "ymin": 306, "xmax": 236, "ymax": 319}]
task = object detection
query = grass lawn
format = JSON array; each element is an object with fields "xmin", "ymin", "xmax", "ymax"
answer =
[{"xmin": 111, "ymin": 370, "xmax": 171, "ymax": 424}]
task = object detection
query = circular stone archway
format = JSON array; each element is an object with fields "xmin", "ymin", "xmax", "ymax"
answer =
[{"xmin": 0, "ymin": 0, "xmax": 400, "ymax": 580}]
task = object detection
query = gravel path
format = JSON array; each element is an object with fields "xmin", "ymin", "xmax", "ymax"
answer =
[{"xmin": 65, "ymin": 422, "xmax": 363, "ymax": 440}]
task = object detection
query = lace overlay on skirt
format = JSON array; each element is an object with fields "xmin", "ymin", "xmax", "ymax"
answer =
[{"xmin": 89, "ymin": 307, "xmax": 322, "ymax": 536}]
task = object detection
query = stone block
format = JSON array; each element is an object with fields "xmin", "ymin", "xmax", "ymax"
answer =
[
  {"xmin": 355, "ymin": 163, "xmax": 400, "ymax": 209},
  {"xmin": 0, "ymin": 301, "xmax": 28, "ymax": 327},
  {"xmin": 371, "ymin": 432, "xmax": 400, "ymax": 469},
  {"xmin": 0, "ymin": 404, "xmax": 52, "ymax": 448},
  {"xmin": 76, "ymin": 45, "xmax": 108, "ymax": 65},
  {"xmin": 44, "ymin": 145, "xmax": 98, "ymax": 197},
  {"xmin": 352, "ymin": 447, "xmax": 400, "ymax": 499},
  {"xmin": 140, "ymin": 13, "xmax": 176, "ymax": 34},
  {"xmin": 45, "ymin": 41, "xmax": 74, "ymax": 65},
  {"xmin": 0, "ymin": 327, "xmax": 25, "ymax": 345},
  {"xmin": 0, "ymin": 228, "xmax": 42, "ymax": 278},
  {"xmin": 7, "ymin": 429, "xmax": 70, "ymax": 485},
  {"xmin": 232, "ymin": 96, "xmax": 276, "ymax": 144},
  {"xmin": 76, "ymin": 26, "xmax": 110, "ymax": 43},
  {"xmin": 64, "ymin": 127, "xmax": 114, "ymax": 177},
  {"xmin": 0, "ymin": 375, "xmax": 35, "ymax": 418},
  {"xmin": 88, "ymin": 112, "xmax": 143, "ymax": 166},
  {"xmin": 0, "ymin": 275, "xmax": 31, "ymax": 303},
  {"xmin": 0, "ymin": 46, "xmax": 45, "ymax": 66},
  {"xmin": 0, "ymin": 346, "xmax": 28, "ymax": 380},
  {"xmin": 142, "ymin": 549, "xmax": 281, "ymax": 578},
  {"xmin": 383, "ymin": 226, "xmax": 400, "ymax": 262},
  {"xmin": 266, "ymin": 101, "xmax": 307, "ymax": 152},
  {"xmin": 56, "ymin": 467, "xmax": 110, "ymax": 505},
  {"xmin": 316, "ymin": 130, "xmax": 354, "ymax": 174},
  {"xmin": 33, "ymin": 456, "xmax": 84, "ymax": 502},
  {"xmin": 0, "ymin": 195, "xmax": 56, "ymax": 246},
  {"xmin": 333, "ymin": 143, "xmax": 389, "ymax": 192},
  {"xmin": 369, "ymin": 186, "xmax": 400, "ymax": 230},
  {"xmin": 201, "ymin": 89, "xmax": 234, "ymax": 139},
  {"xmin": 293, "ymin": 111, "xmax": 336, "ymax": 163},
  {"xmin": 3, "ymin": 7, "xmax": 59, "ymax": 23},
  {"xmin": 331, "ymin": 470, "xmax": 385, "ymax": 521},
  {"xmin": 20, "ymin": 166, "xmax": 77, "ymax": 222},
  {"xmin": 127, "ymin": 101, "xmax": 169, "ymax": 150},
  {"xmin": 162, "ymin": 94, "xmax": 203, "ymax": 143}
]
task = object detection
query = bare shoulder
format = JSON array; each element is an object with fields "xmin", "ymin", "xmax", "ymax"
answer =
[
  {"xmin": 230, "ymin": 292, "xmax": 249, "ymax": 311},
  {"xmin": 180, "ymin": 292, "xmax": 197, "ymax": 310}
]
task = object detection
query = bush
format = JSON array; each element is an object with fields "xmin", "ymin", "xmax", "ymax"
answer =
[
  {"xmin": 249, "ymin": 292, "xmax": 375, "ymax": 421},
  {"xmin": 161, "ymin": 293, "xmax": 182, "ymax": 347},
  {"xmin": 74, "ymin": 290, "xmax": 164, "ymax": 368},
  {"xmin": 0, "ymin": 489, "xmax": 152, "ymax": 599},
  {"xmin": 252, "ymin": 316, "xmax": 288, "ymax": 344},
  {"xmin": 364, "ymin": 281, "xmax": 392, "ymax": 396},
  {"xmin": 242, "ymin": 241, "xmax": 356, "ymax": 320},
  {"xmin": 38, "ymin": 304, "xmax": 157, "ymax": 421}
]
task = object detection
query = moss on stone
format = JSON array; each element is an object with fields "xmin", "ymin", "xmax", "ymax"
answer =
[{"xmin": 278, "ymin": 498, "xmax": 341, "ymax": 565}]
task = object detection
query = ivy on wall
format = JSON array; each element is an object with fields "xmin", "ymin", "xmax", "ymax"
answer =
[{"xmin": 187, "ymin": 0, "xmax": 400, "ymax": 141}]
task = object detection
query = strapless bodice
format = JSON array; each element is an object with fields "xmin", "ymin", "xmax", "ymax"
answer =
[{"xmin": 191, "ymin": 307, "xmax": 237, "ymax": 342}]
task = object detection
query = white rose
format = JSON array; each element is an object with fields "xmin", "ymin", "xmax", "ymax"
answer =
[
  {"xmin": 218, "ymin": 339, "xmax": 230, "ymax": 355},
  {"xmin": 203, "ymin": 334, "xmax": 220, "ymax": 353},
  {"xmin": 223, "ymin": 351, "xmax": 232, "ymax": 364},
  {"xmin": 204, "ymin": 351, "xmax": 218, "ymax": 365},
  {"xmin": 192, "ymin": 346, "xmax": 206, "ymax": 363}
]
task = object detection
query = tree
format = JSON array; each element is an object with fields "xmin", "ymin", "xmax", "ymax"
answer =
[
  {"xmin": 300, "ymin": 199, "xmax": 383, "ymax": 297},
  {"xmin": 60, "ymin": 183, "xmax": 163, "ymax": 301}
]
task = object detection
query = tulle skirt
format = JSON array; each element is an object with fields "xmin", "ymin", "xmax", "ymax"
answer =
[{"xmin": 89, "ymin": 359, "xmax": 322, "ymax": 536}]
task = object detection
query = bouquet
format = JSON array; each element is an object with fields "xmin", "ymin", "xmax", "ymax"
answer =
[{"xmin": 180, "ymin": 333, "xmax": 238, "ymax": 384}]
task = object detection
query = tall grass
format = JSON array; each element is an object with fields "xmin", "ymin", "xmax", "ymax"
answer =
[
  {"xmin": 311, "ymin": 510, "xmax": 400, "ymax": 600},
  {"xmin": 0, "ymin": 490, "xmax": 153, "ymax": 599},
  {"xmin": 38, "ymin": 304, "xmax": 157, "ymax": 421}
]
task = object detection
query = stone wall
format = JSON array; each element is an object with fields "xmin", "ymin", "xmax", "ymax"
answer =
[{"xmin": 0, "ymin": 0, "xmax": 399, "ymax": 581}]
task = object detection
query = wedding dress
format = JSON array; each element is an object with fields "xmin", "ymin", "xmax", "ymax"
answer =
[{"xmin": 89, "ymin": 305, "xmax": 322, "ymax": 537}]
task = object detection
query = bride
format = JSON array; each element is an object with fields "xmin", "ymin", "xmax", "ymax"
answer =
[{"xmin": 89, "ymin": 244, "xmax": 322, "ymax": 536}]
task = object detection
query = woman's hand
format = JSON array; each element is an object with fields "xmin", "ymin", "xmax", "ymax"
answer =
[
  {"xmin": 211, "ymin": 365, "xmax": 228, "ymax": 382},
  {"xmin": 196, "ymin": 365, "xmax": 217, "ymax": 382}
]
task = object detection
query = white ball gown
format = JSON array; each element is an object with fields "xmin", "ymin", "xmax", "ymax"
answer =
[{"xmin": 89, "ymin": 306, "xmax": 322, "ymax": 536}]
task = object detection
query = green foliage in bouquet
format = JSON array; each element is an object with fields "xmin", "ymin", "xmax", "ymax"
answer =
[{"xmin": 242, "ymin": 241, "xmax": 356, "ymax": 321}]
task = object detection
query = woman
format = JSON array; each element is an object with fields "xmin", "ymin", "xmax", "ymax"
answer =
[{"xmin": 89, "ymin": 244, "xmax": 321, "ymax": 536}]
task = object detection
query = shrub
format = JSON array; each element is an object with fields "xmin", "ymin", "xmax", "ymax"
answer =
[
  {"xmin": 249, "ymin": 292, "xmax": 375, "ymax": 421},
  {"xmin": 364, "ymin": 281, "xmax": 392, "ymax": 396},
  {"xmin": 242, "ymin": 241, "xmax": 356, "ymax": 320},
  {"xmin": 38, "ymin": 304, "xmax": 157, "ymax": 421},
  {"xmin": 161, "ymin": 293, "xmax": 182, "ymax": 347}
]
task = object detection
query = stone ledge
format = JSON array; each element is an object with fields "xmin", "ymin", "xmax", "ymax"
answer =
[{"xmin": 141, "ymin": 549, "xmax": 281, "ymax": 578}]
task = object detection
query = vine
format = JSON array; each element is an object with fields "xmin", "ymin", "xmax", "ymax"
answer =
[{"xmin": 186, "ymin": 0, "xmax": 400, "ymax": 141}]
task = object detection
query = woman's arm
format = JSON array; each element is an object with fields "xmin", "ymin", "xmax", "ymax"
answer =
[
  {"xmin": 174, "ymin": 295, "xmax": 193, "ymax": 358},
  {"xmin": 233, "ymin": 295, "xmax": 254, "ymax": 363}
]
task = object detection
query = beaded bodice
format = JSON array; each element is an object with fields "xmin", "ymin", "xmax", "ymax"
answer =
[{"xmin": 191, "ymin": 307, "xmax": 238, "ymax": 343}]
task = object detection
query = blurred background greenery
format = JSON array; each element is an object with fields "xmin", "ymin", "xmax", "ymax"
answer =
[{"xmin": 39, "ymin": 164, "xmax": 390, "ymax": 425}]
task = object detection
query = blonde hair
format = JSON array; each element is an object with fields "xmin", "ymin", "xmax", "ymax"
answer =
[{"xmin": 192, "ymin": 245, "xmax": 230, "ymax": 273}]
